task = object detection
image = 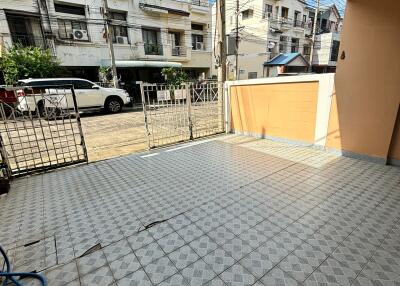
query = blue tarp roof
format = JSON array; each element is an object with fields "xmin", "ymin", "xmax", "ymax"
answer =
[{"xmin": 264, "ymin": 53, "xmax": 303, "ymax": 66}]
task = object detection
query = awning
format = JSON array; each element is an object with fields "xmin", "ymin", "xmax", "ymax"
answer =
[
  {"xmin": 264, "ymin": 53, "xmax": 309, "ymax": 67},
  {"xmin": 115, "ymin": 61, "xmax": 182, "ymax": 68}
]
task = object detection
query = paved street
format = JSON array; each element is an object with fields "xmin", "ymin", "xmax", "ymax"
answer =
[
  {"xmin": 1, "ymin": 135, "xmax": 400, "ymax": 286},
  {"xmin": 81, "ymin": 108, "xmax": 147, "ymax": 162}
]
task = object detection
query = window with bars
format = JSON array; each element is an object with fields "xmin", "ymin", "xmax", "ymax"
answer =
[
  {"xmin": 262, "ymin": 4, "xmax": 273, "ymax": 19},
  {"xmin": 109, "ymin": 11, "xmax": 128, "ymax": 43},
  {"xmin": 291, "ymin": 37, "xmax": 299, "ymax": 52},
  {"xmin": 57, "ymin": 19, "xmax": 88, "ymax": 40}
]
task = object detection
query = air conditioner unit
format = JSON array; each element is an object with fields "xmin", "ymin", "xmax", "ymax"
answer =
[
  {"xmin": 116, "ymin": 36, "xmax": 128, "ymax": 44},
  {"xmin": 196, "ymin": 42, "xmax": 204, "ymax": 50},
  {"xmin": 72, "ymin": 29, "xmax": 89, "ymax": 41}
]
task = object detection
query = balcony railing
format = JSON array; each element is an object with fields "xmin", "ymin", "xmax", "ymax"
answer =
[
  {"xmin": 293, "ymin": 20, "xmax": 305, "ymax": 28},
  {"xmin": 171, "ymin": 46, "xmax": 187, "ymax": 56},
  {"xmin": 11, "ymin": 34, "xmax": 52, "ymax": 50},
  {"xmin": 144, "ymin": 43, "xmax": 163, "ymax": 55},
  {"xmin": 190, "ymin": 0, "xmax": 209, "ymax": 7}
]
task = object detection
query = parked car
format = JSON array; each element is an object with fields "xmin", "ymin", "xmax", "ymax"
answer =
[
  {"xmin": 16, "ymin": 78, "xmax": 130, "ymax": 114},
  {"xmin": 0, "ymin": 86, "xmax": 18, "ymax": 116}
]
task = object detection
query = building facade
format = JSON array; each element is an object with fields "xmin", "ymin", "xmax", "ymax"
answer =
[
  {"xmin": 215, "ymin": 0, "xmax": 342, "ymax": 79},
  {"xmin": 0, "ymin": 0, "xmax": 213, "ymax": 85}
]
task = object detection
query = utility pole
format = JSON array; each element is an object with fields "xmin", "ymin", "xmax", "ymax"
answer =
[
  {"xmin": 217, "ymin": 0, "xmax": 227, "ymax": 83},
  {"xmin": 309, "ymin": 0, "xmax": 320, "ymax": 73},
  {"xmin": 235, "ymin": 0, "xmax": 239, "ymax": 80},
  {"xmin": 103, "ymin": 0, "xmax": 119, "ymax": 88}
]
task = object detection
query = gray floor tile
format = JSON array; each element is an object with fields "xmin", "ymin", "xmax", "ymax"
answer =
[
  {"xmin": 259, "ymin": 267, "xmax": 301, "ymax": 286},
  {"xmin": 189, "ymin": 235, "xmax": 218, "ymax": 258},
  {"xmin": 116, "ymin": 268, "xmax": 152, "ymax": 286},
  {"xmin": 110, "ymin": 252, "xmax": 141, "ymax": 280},
  {"xmin": 77, "ymin": 250, "xmax": 108, "ymax": 277},
  {"xmin": 135, "ymin": 242, "xmax": 165, "ymax": 266},
  {"xmin": 168, "ymin": 245, "xmax": 200, "ymax": 270},
  {"xmin": 80, "ymin": 265, "xmax": 115, "ymax": 286},
  {"xmin": 203, "ymin": 248, "xmax": 235, "ymax": 275},
  {"xmin": 45, "ymin": 262, "xmax": 79, "ymax": 286},
  {"xmin": 144, "ymin": 256, "xmax": 178, "ymax": 285},
  {"xmin": 181, "ymin": 259, "xmax": 217, "ymax": 285},
  {"xmin": 220, "ymin": 263, "xmax": 256, "ymax": 286},
  {"xmin": 157, "ymin": 232, "xmax": 186, "ymax": 254}
]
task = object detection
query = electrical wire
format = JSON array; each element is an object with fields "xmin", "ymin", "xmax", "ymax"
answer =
[{"xmin": 0, "ymin": 245, "xmax": 47, "ymax": 286}]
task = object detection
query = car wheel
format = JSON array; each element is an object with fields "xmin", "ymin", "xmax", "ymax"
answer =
[{"xmin": 105, "ymin": 97, "xmax": 123, "ymax": 113}]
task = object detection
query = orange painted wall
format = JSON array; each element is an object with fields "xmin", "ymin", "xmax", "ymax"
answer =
[
  {"xmin": 327, "ymin": 0, "xmax": 400, "ymax": 159},
  {"xmin": 388, "ymin": 106, "xmax": 400, "ymax": 161},
  {"xmin": 230, "ymin": 82, "xmax": 319, "ymax": 143}
]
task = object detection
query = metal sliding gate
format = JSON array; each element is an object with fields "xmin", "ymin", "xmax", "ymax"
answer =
[
  {"xmin": 140, "ymin": 82, "xmax": 225, "ymax": 149},
  {"xmin": 0, "ymin": 85, "xmax": 88, "ymax": 177}
]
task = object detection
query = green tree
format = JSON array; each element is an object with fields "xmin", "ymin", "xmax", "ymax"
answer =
[
  {"xmin": 0, "ymin": 44, "xmax": 61, "ymax": 85},
  {"xmin": 161, "ymin": 67, "xmax": 189, "ymax": 86}
]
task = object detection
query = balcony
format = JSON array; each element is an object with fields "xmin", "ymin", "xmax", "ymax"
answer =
[
  {"xmin": 10, "ymin": 34, "xmax": 53, "ymax": 50},
  {"xmin": 190, "ymin": 0, "xmax": 209, "ymax": 7},
  {"xmin": 144, "ymin": 43, "xmax": 163, "ymax": 55},
  {"xmin": 293, "ymin": 20, "xmax": 305, "ymax": 31},
  {"xmin": 171, "ymin": 46, "xmax": 187, "ymax": 57}
]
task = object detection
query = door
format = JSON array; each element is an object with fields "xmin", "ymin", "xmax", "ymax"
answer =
[{"xmin": 71, "ymin": 80, "xmax": 102, "ymax": 108}]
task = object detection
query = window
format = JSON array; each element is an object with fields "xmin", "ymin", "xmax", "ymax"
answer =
[
  {"xmin": 109, "ymin": 11, "xmax": 128, "ymax": 43},
  {"xmin": 279, "ymin": 43, "xmax": 285, "ymax": 53},
  {"xmin": 294, "ymin": 11, "xmax": 303, "ymax": 27},
  {"xmin": 330, "ymin": 40, "xmax": 340, "ymax": 61},
  {"xmin": 281, "ymin": 7, "xmax": 289, "ymax": 18},
  {"xmin": 72, "ymin": 80, "xmax": 93, "ymax": 89},
  {"xmin": 303, "ymin": 45, "xmax": 310, "ymax": 55},
  {"xmin": 191, "ymin": 23, "xmax": 204, "ymax": 31},
  {"xmin": 291, "ymin": 37, "xmax": 299, "ymax": 52},
  {"xmin": 303, "ymin": 15, "xmax": 307, "ymax": 24},
  {"xmin": 58, "ymin": 19, "xmax": 88, "ymax": 40},
  {"xmin": 192, "ymin": 34, "xmax": 204, "ymax": 50},
  {"xmin": 280, "ymin": 35, "xmax": 290, "ymax": 42},
  {"xmin": 248, "ymin": 72, "xmax": 257, "ymax": 79},
  {"xmin": 142, "ymin": 28, "xmax": 161, "ymax": 55},
  {"xmin": 262, "ymin": 4, "xmax": 273, "ymax": 19},
  {"xmin": 241, "ymin": 9, "xmax": 253, "ymax": 20},
  {"xmin": 54, "ymin": 3, "xmax": 85, "ymax": 15},
  {"xmin": 321, "ymin": 18, "xmax": 328, "ymax": 30}
]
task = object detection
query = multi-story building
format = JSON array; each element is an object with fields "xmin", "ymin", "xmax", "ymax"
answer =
[
  {"xmin": 214, "ymin": 0, "xmax": 342, "ymax": 79},
  {"xmin": 308, "ymin": 4, "xmax": 342, "ymax": 73},
  {"xmin": 0, "ymin": 0, "xmax": 213, "ymax": 85}
]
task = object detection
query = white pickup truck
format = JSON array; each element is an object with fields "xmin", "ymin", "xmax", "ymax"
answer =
[{"xmin": 16, "ymin": 78, "xmax": 130, "ymax": 114}]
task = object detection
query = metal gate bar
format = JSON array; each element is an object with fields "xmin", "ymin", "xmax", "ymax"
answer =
[
  {"xmin": 0, "ymin": 85, "xmax": 88, "ymax": 177},
  {"xmin": 140, "ymin": 81, "xmax": 224, "ymax": 149}
]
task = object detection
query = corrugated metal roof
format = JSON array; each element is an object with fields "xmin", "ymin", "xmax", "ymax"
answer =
[{"xmin": 264, "ymin": 53, "xmax": 302, "ymax": 66}]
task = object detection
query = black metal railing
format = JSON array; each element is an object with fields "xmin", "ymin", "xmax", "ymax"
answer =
[
  {"xmin": 191, "ymin": 0, "xmax": 209, "ymax": 7},
  {"xmin": 171, "ymin": 46, "xmax": 187, "ymax": 56},
  {"xmin": 293, "ymin": 20, "xmax": 305, "ymax": 28},
  {"xmin": 10, "ymin": 34, "xmax": 52, "ymax": 50},
  {"xmin": 144, "ymin": 43, "xmax": 163, "ymax": 55}
]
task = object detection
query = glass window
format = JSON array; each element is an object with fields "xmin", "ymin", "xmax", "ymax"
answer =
[
  {"xmin": 262, "ymin": 4, "xmax": 273, "ymax": 19},
  {"xmin": 281, "ymin": 7, "xmax": 289, "ymax": 18},
  {"xmin": 242, "ymin": 9, "xmax": 253, "ymax": 20},
  {"xmin": 55, "ymin": 3, "xmax": 85, "ymax": 16},
  {"xmin": 58, "ymin": 19, "xmax": 88, "ymax": 40},
  {"xmin": 192, "ymin": 34, "xmax": 204, "ymax": 50},
  {"xmin": 330, "ymin": 40, "xmax": 340, "ymax": 61},
  {"xmin": 248, "ymin": 72, "xmax": 257, "ymax": 79},
  {"xmin": 72, "ymin": 80, "xmax": 93, "ymax": 89},
  {"xmin": 191, "ymin": 24, "xmax": 204, "ymax": 31}
]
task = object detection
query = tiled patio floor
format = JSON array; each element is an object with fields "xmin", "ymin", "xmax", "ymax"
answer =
[{"xmin": 1, "ymin": 135, "xmax": 400, "ymax": 286}]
